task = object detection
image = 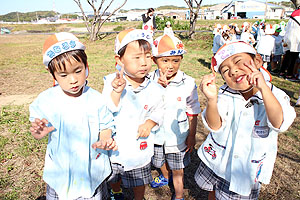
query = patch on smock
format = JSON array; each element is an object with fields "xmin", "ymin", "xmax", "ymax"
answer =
[{"xmin": 252, "ymin": 126, "xmax": 269, "ymax": 138}]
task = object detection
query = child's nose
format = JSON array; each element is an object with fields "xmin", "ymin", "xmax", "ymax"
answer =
[{"xmin": 69, "ymin": 75, "xmax": 78, "ymax": 84}]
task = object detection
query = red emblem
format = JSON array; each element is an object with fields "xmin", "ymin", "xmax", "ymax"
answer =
[
  {"xmin": 144, "ymin": 105, "xmax": 148, "ymax": 110},
  {"xmin": 153, "ymin": 40, "xmax": 158, "ymax": 47},
  {"xmin": 255, "ymin": 120, "xmax": 260, "ymax": 126},
  {"xmin": 96, "ymin": 153, "xmax": 101, "ymax": 159},
  {"xmin": 176, "ymin": 43, "xmax": 184, "ymax": 49},
  {"xmin": 140, "ymin": 141, "xmax": 148, "ymax": 150},
  {"xmin": 177, "ymin": 97, "xmax": 181, "ymax": 101},
  {"xmin": 211, "ymin": 57, "xmax": 217, "ymax": 70},
  {"xmin": 144, "ymin": 25, "xmax": 148, "ymax": 30}
]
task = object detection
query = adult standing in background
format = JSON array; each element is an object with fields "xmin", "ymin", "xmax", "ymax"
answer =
[
  {"xmin": 142, "ymin": 8, "xmax": 157, "ymax": 36},
  {"xmin": 279, "ymin": 8, "xmax": 300, "ymax": 81}
]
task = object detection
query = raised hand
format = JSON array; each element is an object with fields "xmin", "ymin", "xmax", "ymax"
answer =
[
  {"xmin": 112, "ymin": 65, "xmax": 126, "ymax": 93},
  {"xmin": 157, "ymin": 70, "xmax": 168, "ymax": 88},
  {"xmin": 200, "ymin": 73, "xmax": 218, "ymax": 101},
  {"xmin": 30, "ymin": 118, "xmax": 55, "ymax": 140},
  {"xmin": 92, "ymin": 138, "xmax": 117, "ymax": 151},
  {"xmin": 245, "ymin": 59, "xmax": 267, "ymax": 92}
]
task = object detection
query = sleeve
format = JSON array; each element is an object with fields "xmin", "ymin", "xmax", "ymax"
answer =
[
  {"xmin": 102, "ymin": 74, "xmax": 122, "ymax": 113},
  {"xmin": 145, "ymin": 90, "xmax": 165, "ymax": 131},
  {"xmin": 267, "ymin": 86, "xmax": 296, "ymax": 132},
  {"xmin": 98, "ymin": 103, "xmax": 116, "ymax": 135},
  {"xmin": 142, "ymin": 14, "xmax": 150, "ymax": 23},
  {"xmin": 201, "ymin": 93, "xmax": 231, "ymax": 133},
  {"xmin": 186, "ymin": 82, "xmax": 201, "ymax": 116}
]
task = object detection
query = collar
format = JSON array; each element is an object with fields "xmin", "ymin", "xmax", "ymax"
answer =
[
  {"xmin": 153, "ymin": 69, "xmax": 186, "ymax": 86},
  {"xmin": 125, "ymin": 74, "xmax": 151, "ymax": 93},
  {"xmin": 219, "ymin": 82, "xmax": 273, "ymax": 108}
]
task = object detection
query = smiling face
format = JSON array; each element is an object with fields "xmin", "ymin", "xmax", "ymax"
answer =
[
  {"xmin": 219, "ymin": 53, "xmax": 262, "ymax": 92},
  {"xmin": 116, "ymin": 40, "xmax": 152, "ymax": 85},
  {"xmin": 154, "ymin": 55, "xmax": 182, "ymax": 80},
  {"xmin": 53, "ymin": 58, "xmax": 86, "ymax": 97}
]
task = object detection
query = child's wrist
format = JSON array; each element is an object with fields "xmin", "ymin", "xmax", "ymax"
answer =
[{"xmin": 112, "ymin": 89, "xmax": 123, "ymax": 94}]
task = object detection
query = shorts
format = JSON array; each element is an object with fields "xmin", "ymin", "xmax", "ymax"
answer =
[
  {"xmin": 152, "ymin": 144, "xmax": 190, "ymax": 170},
  {"xmin": 260, "ymin": 54, "xmax": 271, "ymax": 62},
  {"xmin": 108, "ymin": 162, "xmax": 152, "ymax": 188},
  {"xmin": 194, "ymin": 159, "xmax": 261, "ymax": 200},
  {"xmin": 46, "ymin": 181, "xmax": 109, "ymax": 200},
  {"xmin": 272, "ymin": 55, "xmax": 282, "ymax": 62}
]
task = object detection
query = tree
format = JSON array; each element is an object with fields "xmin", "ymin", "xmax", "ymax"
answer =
[
  {"xmin": 74, "ymin": 0, "xmax": 127, "ymax": 41},
  {"xmin": 183, "ymin": 0, "xmax": 203, "ymax": 39},
  {"xmin": 291, "ymin": 0, "xmax": 300, "ymax": 8}
]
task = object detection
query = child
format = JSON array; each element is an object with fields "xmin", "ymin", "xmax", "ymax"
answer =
[
  {"xmin": 240, "ymin": 24, "xmax": 256, "ymax": 46},
  {"xmin": 256, "ymin": 24, "xmax": 275, "ymax": 70},
  {"xmin": 149, "ymin": 35, "xmax": 201, "ymax": 200},
  {"xmin": 195, "ymin": 41, "xmax": 296, "ymax": 199},
  {"xmin": 164, "ymin": 21, "xmax": 174, "ymax": 36},
  {"xmin": 271, "ymin": 25, "xmax": 284, "ymax": 74},
  {"xmin": 29, "ymin": 32, "xmax": 117, "ymax": 200},
  {"xmin": 102, "ymin": 29, "xmax": 165, "ymax": 200},
  {"xmin": 212, "ymin": 24, "xmax": 224, "ymax": 55}
]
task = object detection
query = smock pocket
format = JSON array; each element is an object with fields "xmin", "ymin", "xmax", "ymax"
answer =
[{"xmin": 177, "ymin": 109, "xmax": 189, "ymax": 134}]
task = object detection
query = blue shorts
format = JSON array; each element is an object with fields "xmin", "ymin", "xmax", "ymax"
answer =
[
  {"xmin": 46, "ymin": 181, "xmax": 108, "ymax": 200},
  {"xmin": 194, "ymin": 159, "xmax": 261, "ymax": 200},
  {"xmin": 152, "ymin": 144, "xmax": 190, "ymax": 170},
  {"xmin": 108, "ymin": 162, "xmax": 152, "ymax": 188}
]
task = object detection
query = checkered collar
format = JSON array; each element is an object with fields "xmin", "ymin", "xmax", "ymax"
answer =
[{"xmin": 125, "ymin": 74, "xmax": 151, "ymax": 93}]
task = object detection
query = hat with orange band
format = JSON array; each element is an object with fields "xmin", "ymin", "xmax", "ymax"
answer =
[{"xmin": 152, "ymin": 34, "xmax": 186, "ymax": 57}]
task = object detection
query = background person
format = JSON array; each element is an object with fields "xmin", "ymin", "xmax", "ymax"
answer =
[{"xmin": 142, "ymin": 8, "xmax": 157, "ymax": 36}]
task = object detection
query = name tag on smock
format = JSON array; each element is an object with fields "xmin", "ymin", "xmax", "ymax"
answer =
[{"xmin": 252, "ymin": 126, "xmax": 269, "ymax": 138}]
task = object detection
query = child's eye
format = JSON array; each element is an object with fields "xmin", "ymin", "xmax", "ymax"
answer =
[
  {"xmin": 222, "ymin": 69, "xmax": 229, "ymax": 74},
  {"xmin": 76, "ymin": 70, "xmax": 82, "ymax": 74},
  {"xmin": 59, "ymin": 74, "xmax": 67, "ymax": 77}
]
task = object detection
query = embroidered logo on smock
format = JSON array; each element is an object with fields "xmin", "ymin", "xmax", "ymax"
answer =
[
  {"xmin": 255, "ymin": 120, "xmax": 260, "ymax": 126},
  {"xmin": 177, "ymin": 97, "xmax": 181, "ymax": 101},
  {"xmin": 255, "ymin": 162, "xmax": 263, "ymax": 182},
  {"xmin": 96, "ymin": 153, "xmax": 101, "ymax": 159},
  {"xmin": 144, "ymin": 105, "xmax": 148, "ymax": 110},
  {"xmin": 140, "ymin": 141, "xmax": 148, "ymax": 150},
  {"xmin": 204, "ymin": 144, "xmax": 216, "ymax": 160}
]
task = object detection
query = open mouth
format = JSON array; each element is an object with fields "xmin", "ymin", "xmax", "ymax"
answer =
[{"xmin": 236, "ymin": 75, "xmax": 245, "ymax": 83}]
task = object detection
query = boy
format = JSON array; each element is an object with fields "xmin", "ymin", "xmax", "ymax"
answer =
[
  {"xmin": 102, "ymin": 29, "xmax": 165, "ymax": 200},
  {"xmin": 270, "ymin": 25, "xmax": 284, "ymax": 74},
  {"xmin": 149, "ymin": 34, "xmax": 201, "ymax": 200},
  {"xmin": 29, "ymin": 32, "xmax": 117, "ymax": 200},
  {"xmin": 195, "ymin": 41, "xmax": 296, "ymax": 199}
]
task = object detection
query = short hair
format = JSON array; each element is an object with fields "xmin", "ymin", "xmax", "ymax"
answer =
[
  {"xmin": 48, "ymin": 49, "xmax": 87, "ymax": 79},
  {"xmin": 117, "ymin": 39, "xmax": 152, "ymax": 58},
  {"xmin": 147, "ymin": 8, "xmax": 154, "ymax": 14}
]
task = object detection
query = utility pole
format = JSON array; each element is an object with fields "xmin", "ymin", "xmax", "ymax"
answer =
[{"xmin": 17, "ymin": 12, "xmax": 20, "ymax": 23}]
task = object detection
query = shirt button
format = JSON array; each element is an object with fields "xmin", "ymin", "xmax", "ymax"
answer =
[{"xmin": 234, "ymin": 155, "xmax": 239, "ymax": 159}]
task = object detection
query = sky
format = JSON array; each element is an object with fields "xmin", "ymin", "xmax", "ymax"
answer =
[{"xmin": 0, "ymin": 0, "xmax": 289, "ymax": 15}]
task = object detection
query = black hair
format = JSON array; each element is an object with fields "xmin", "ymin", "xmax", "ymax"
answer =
[
  {"xmin": 147, "ymin": 8, "xmax": 154, "ymax": 14},
  {"xmin": 117, "ymin": 39, "xmax": 152, "ymax": 58},
  {"xmin": 48, "ymin": 49, "xmax": 87, "ymax": 79}
]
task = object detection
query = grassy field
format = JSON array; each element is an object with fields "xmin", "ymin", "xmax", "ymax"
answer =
[{"xmin": 0, "ymin": 21, "xmax": 299, "ymax": 200}]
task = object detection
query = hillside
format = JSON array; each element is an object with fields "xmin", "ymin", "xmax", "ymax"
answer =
[{"xmin": 0, "ymin": 11, "xmax": 57, "ymax": 22}]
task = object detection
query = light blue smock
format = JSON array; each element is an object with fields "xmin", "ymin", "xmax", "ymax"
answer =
[{"xmin": 29, "ymin": 84, "xmax": 115, "ymax": 200}]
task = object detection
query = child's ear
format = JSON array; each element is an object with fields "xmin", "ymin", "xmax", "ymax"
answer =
[
  {"xmin": 254, "ymin": 53, "xmax": 263, "ymax": 69},
  {"xmin": 115, "ymin": 55, "xmax": 124, "ymax": 67}
]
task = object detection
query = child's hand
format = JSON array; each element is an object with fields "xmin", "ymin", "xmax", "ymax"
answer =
[
  {"xmin": 92, "ymin": 138, "xmax": 118, "ymax": 151},
  {"xmin": 112, "ymin": 66, "xmax": 126, "ymax": 93},
  {"xmin": 200, "ymin": 74, "xmax": 218, "ymax": 101},
  {"xmin": 158, "ymin": 70, "xmax": 168, "ymax": 88},
  {"xmin": 30, "ymin": 118, "xmax": 55, "ymax": 140},
  {"xmin": 185, "ymin": 134, "xmax": 195, "ymax": 153},
  {"xmin": 136, "ymin": 119, "xmax": 157, "ymax": 140},
  {"xmin": 245, "ymin": 60, "xmax": 268, "ymax": 92}
]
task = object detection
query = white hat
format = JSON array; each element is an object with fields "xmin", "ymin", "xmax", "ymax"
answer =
[
  {"xmin": 212, "ymin": 41, "xmax": 257, "ymax": 72},
  {"xmin": 166, "ymin": 21, "xmax": 171, "ymax": 25},
  {"xmin": 264, "ymin": 24, "xmax": 274, "ymax": 35},
  {"xmin": 152, "ymin": 34, "xmax": 186, "ymax": 57},
  {"xmin": 115, "ymin": 29, "xmax": 153, "ymax": 55},
  {"xmin": 43, "ymin": 32, "xmax": 85, "ymax": 67}
]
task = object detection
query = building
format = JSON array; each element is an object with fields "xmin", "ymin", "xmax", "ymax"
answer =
[{"xmin": 221, "ymin": 0, "xmax": 293, "ymax": 19}]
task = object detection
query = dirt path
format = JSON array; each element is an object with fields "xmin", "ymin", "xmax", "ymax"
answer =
[{"xmin": 0, "ymin": 94, "xmax": 36, "ymax": 107}]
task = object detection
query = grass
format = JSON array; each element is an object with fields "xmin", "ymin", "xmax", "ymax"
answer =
[{"xmin": 0, "ymin": 21, "xmax": 299, "ymax": 199}]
